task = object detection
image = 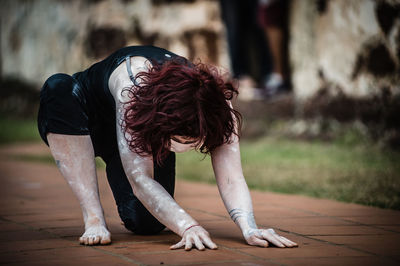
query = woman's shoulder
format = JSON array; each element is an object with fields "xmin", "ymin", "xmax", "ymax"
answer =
[{"xmin": 108, "ymin": 56, "xmax": 150, "ymax": 102}]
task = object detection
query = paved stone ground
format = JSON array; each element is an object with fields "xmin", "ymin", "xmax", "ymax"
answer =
[{"xmin": 0, "ymin": 143, "xmax": 399, "ymax": 265}]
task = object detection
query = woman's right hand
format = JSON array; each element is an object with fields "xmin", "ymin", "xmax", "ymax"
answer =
[{"xmin": 170, "ymin": 225, "xmax": 218, "ymax": 251}]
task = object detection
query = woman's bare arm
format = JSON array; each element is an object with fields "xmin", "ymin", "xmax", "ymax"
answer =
[
  {"xmin": 111, "ymin": 69, "xmax": 217, "ymax": 250},
  {"xmin": 211, "ymin": 130, "xmax": 297, "ymax": 248}
]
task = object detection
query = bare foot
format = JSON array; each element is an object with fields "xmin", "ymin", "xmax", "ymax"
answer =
[{"xmin": 79, "ymin": 224, "xmax": 111, "ymax": 245}]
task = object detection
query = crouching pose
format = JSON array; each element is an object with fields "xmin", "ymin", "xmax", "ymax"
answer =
[{"xmin": 37, "ymin": 45, "xmax": 297, "ymax": 250}]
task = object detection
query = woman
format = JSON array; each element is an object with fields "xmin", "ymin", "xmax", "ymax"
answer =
[{"xmin": 37, "ymin": 45, "xmax": 297, "ymax": 250}]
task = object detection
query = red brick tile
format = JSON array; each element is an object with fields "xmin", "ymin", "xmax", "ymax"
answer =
[
  {"xmin": 185, "ymin": 208, "xmax": 228, "ymax": 222},
  {"xmin": 97, "ymin": 240, "xmax": 174, "ymax": 254},
  {"xmin": 313, "ymin": 207, "xmax": 398, "ymax": 218},
  {"xmin": 0, "ymin": 239, "xmax": 76, "ymax": 253},
  {"xmin": 258, "ymin": 216, "xmax": 354, "ymax": 227},
  {"xmin": 376, "ymin": 225, "xmax": 400, "ymax": 232},
  {"xmin": 343, "ymin": 216, "xmax": 400, "ymax": 225},
  {"xmin": 279, "ymin": 225, "xmax": 391, "ymax": 236},
  {"xmin": 27, "ymin": 218, "xmax": 83, "ymax": 229},
  {"xmin": 0, "ymin": 246, "xmax": 106, "ymax": 264},
  {"xmin": 0, "ymin": 222, "xmax": 28, "ymax": 232},
  {"xmin": 125, "ymin": 248, "xmax": 255, "ymax": 265},
  {"xmin": 240, "ymin": 243, "xmax": 369, "ymax": 259},
  {"xmin": 178, "ymin": 198, "xmax": 227, "ymax": 215},
  {"xmin": 11, "ymin": 255, "xmax": 135, "ymax": 266},
  {"xmin": 313, "ymin": 235, "xmax": 400, "ymax": 246},
  {"xmin": 65, "ymin": 255, "xmax": 137, "ymax": 265},
  {"xmin": 277, "ymin": 256, "xmax": 399, "ymax": 266},
  {"xmin": 253, "ymin": 206, "xmax": 313, "ymax": 218},
  {"xmin": 313, "ymin": 235, "xmax": 400, "ymax": 257},
  {"xmin": 4, "ymin": 213, "xmax": 82, "ymax": 225},
  {"xmin": 354, "ymin": 244, "xmax": 400, "ymax": 257},
  {"xmin": 43, "ymin": 226, "xmax": 83, "ymax": 237},
  {"xmin": 0, "ymin": 230, "xmax": 57, "ymax": 242},
  {"xmin": 212, "ymin": 235, "xmax": 249, "ymax": 249},
  {"xmin": 2, "ymin": 143, "xmax": 400, "ymax": 266},
  {"xmin": 195, "ymin": 260, "xmax": 277, "ymax": 266},
  {"xmin": 201, "ymin": 220, "xmax": 245, "ymax": 248}
]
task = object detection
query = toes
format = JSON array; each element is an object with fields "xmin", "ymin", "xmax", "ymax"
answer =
[
  {"xmin": 80, "ymin": 236, "xmax": 110, "ymax": 246},
  {"xmin": 100, "ymin": 235, "xmax": 112, "ymax": 245},
  {"xmin": 80, "ymin": 229, "xmax": 111, "ymax": 246},
  {"xmin": 79, "ymin": 236, "xmax": 92, "ymax": 245}
]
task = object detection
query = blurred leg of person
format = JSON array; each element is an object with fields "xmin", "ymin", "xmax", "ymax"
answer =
[
  {"xmin": 220, "ymin": 0, "xmax": 271, "ymax": 100},
  {"xmin": 258, "ymin": 0, "xmax": 290, "ymax": 96},
  {"xmin": 219, "ymin": 0, "xmax": 248, "ymax": 80}
]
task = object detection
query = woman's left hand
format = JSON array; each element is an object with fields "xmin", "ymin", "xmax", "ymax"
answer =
[
  {"xmin": 170, "ymin": 225, "xmax": 218, "ymax": 251},
  {"xmin": 244, "ymin": 228, "xmax": 298, "ymax": 248}
]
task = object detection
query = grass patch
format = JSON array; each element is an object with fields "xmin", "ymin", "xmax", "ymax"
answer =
[
  {"xmin": 3, "ymin": 117, "xmax": 399, "ymax": 209},
  {"xmin": 176, "ymin": 136, "xmax": 400, "ymax": 210},
  {"xmin": 0, "ymin": 116, "xmax": 41, "ymax": 144}
]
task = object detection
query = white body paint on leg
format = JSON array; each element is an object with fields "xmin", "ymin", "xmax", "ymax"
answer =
[{"xmin": 47, "ymin": 133, "xmax": 111, "ymax": 245}]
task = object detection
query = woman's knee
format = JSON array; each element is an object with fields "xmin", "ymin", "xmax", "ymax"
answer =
[
  {"xmin": 122, "ymin": 217, "xmax": 165, "ymax": 235},
  {"xmin": 118, "ymin": 201, "xmax": 165, "ymax": 235},
  {"xmin": 44, "ymin": 73, "xmax": 75, "ymax": 94}
]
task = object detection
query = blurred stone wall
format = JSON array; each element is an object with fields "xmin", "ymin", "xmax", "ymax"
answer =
[
  {"xmin": 1, "ymin": 0, "xmax": 229, "ymax": 87},
  {"xmin": 2, "ymin": 0, "xmax": 400, "ymax": 140},
  {"xmin": 288, "ymin": 0, "xmax": 400, "ymax": 145},
  {"xmin": 290, "ymin": 0, "xmax": 400, "ymax": 101},
  {"xmin": 3, "ymin": 0, "xmax": 398, "ymax": 98}
]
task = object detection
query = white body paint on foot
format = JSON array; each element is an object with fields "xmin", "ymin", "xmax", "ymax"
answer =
[{"xmin": 80, "ymin": 223, "xmax": 111, "ymax": 245}]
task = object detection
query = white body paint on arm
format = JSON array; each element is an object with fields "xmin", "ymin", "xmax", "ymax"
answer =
[
  {"xmin": 108, "ymin": 61, "xmax": 198, "ymax": 237},
  {"xmin": 211, "ymin": 102, "xmax": 297, "ymax": 248},
  {"xmin": 211, "ymin": 134, "xmax": 256, "ymax": 235},
  {"xmin": 107, "ymin": 58, "xmax": 218, "ymax": 250}
]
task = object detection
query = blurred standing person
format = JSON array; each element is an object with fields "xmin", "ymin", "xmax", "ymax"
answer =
[
  {"xmin": 219, "ymin": 0, "xmax": 271, "ymax": 99},
  {"xmin": 258, "ymin": 0, "xmax": 291, "ymax": 96}
]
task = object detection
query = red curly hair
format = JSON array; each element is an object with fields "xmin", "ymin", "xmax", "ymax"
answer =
[{"xmin": 122, "ymin": 58, "xmax": 242, "ymax": 165}]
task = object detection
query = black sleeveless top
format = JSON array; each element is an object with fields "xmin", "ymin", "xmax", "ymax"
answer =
[
  {"xmin": 72, "ymin": 45, "xmax": 181, "ymax": 124},
  {"xmin": 38, "ymin": 46, "xmax": 183, "ymax": 159},
  {"xmin": 63, "ymin": 46, "xmax": 181, "ymax": 159}
]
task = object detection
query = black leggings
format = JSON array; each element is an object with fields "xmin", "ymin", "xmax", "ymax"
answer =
[{"xmin": 103, "ymin": 152, "xmax": 176, "ymax": 235}]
